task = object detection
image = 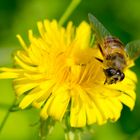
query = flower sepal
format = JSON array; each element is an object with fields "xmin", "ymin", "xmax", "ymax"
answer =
[{"xmin": 39, "ymin": 117, "xmax": 55, "ymax": 140}]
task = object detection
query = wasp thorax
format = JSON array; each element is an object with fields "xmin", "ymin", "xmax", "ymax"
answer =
[{"xmin": 105, "ymin": 52, "xmax": 127, "ymax": 71}]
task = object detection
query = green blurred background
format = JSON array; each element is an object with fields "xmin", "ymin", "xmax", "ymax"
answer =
[{"xmin": 0, "ymin": 0, "xmax": 140, "ymax": 140}]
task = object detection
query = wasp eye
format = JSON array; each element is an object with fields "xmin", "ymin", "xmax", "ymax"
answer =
[
  {"xmin": 104, "ymin": 68, "xmax": 117, "ymax": 77},
  {"xmin": 120, "ymin": 72, "xmax": 125, "ymax": 81}
]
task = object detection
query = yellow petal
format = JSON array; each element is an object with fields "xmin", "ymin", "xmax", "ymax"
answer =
[
  {"xmin": 75, "ymin": 21, "xmax": 91, "ymax": 49},
  {"xmin": 37, "ymin": 21, "xmax": 46, "ymax": 39},
  {"xmin": 125, "ymin": 69, "xmax": 137, "ymax": 83},
  {"xmin": 16, "ymin": 34, "xmax": 28, "ymax": 51},
  {"xmin": 40, "ymin": 96, "xmax": 54, "ymax": 119},
  {"xmin": 19, "ymin": 87, "xmax": 43, "ymax": 109},
  {"xmin": 13, "ymin": 78, "xmax": 39, "ymax": 96},
  {"xmin": 70, "ymin": 95, "xmax": 86, "ymax": 127},
  {"xmin": 93, "ymin": 98, "xmax": 114, "ymax": 120},
  {"xmin": 14, "ymin": 56, "xmax": 37, "ymax": 71},
  {"xmin": 16, "ymin": 50, "xmax": 33, "ymax": 65},
  {"xmin": 105, "ymin": 98, "xmax": 122, "ymax": 121},
  {"xmin": 32, "ymin": 100, "xmax": 45, "ymax": 108},
  {"xmin": 19, "ymin": 80, "xmax": 54, "ymax": 109},
  {"xmin": 85, "ymin": 103, "xmax": 96, "ymax": 125},
  {"xmin": 66, "ymin": 21, "xmax": 74, "ymax": 46},
  {"xmin": 48, "ymin": 86, "xmax": 70, "ymax": 121},
  {"xmin": 0, "ymin": 72, "xmax": 19, "ymax": 79},
  {"xmin": 119, "ymin": 94, "xmax": 135, "ymax": 110},
  {"xmin": 0, "ymin": 67, "xmax": 23, "ymax": 79}
]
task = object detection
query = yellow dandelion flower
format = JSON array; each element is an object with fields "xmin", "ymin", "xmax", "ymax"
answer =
[{"xmin": 0, "ymin": 19, "xmax": 137, "ymax": 127}]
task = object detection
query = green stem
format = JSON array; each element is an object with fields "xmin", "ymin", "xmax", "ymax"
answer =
[
  {"xmin": 0, "ymin": 103, "xmax": 12, "ymax": 110},
  {"xmin": 59, "ymin": 0, "xmax": 81, "ymax": 26},
  {"xmin": 0, "ymin": 98, "xmax": 17, "ymax": 133}
]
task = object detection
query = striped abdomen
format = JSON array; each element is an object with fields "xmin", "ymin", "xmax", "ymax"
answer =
[{"xmin": 103, "ymin": 36, "xmax": 127, "ymax": 70}]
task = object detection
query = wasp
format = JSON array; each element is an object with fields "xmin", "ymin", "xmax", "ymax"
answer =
[{"xmin": 88, "ymin": 13, "xmax": 140, "ymax": 84}]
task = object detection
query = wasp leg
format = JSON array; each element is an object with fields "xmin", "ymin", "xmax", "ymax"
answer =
[{"xmin": 104, "ymin": 78, "xmax": 107, "ymax": 84}]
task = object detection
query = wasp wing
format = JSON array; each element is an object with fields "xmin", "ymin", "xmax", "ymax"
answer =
[
  {"xmin": 88, "ymin": 13, "xmax": 111, "ymax": 43},
  {"xmin": 125, "ymin": 40, "xmax": 140, "ymax": 60}
]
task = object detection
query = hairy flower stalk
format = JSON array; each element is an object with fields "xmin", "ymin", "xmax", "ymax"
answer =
[{"xmin": 0, "ymin": 19, "xmax": 137, "ymax": 139}]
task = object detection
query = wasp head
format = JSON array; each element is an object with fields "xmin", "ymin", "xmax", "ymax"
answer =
[{"xmin": 103, "ymin": 68, "xmax": 125, "ymax": 84}]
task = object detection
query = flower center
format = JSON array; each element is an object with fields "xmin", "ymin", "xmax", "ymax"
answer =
[{"xmin": 51, "ymin": 48, "xmax": 104, "ymax": 87}]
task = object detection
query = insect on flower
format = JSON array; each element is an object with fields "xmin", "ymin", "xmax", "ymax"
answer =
[{"xmin": 88, "ymin": 13, "xmax": 140, "ymax": 84}]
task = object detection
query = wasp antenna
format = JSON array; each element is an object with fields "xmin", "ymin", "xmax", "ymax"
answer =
[
  {"xmin": 98, "ymin": 44, "xmax": 104, "ymax": 56},
  {"xmin": 95, "ymin": 57, "xmax": 103, "ymax": 63}
]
